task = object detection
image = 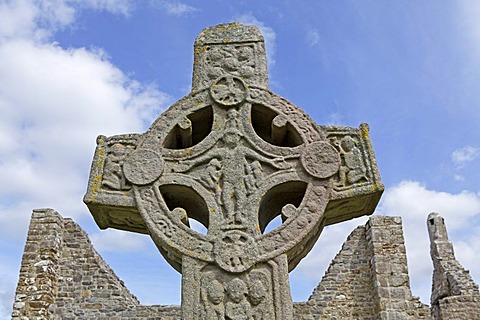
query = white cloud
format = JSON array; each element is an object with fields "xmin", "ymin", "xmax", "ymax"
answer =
[
  {"xmin": 77, "ymin": 0, "xmax": 132, "ymax": 15},
  {"xmin": 293, "ymin": 180, "xmax": 480, "ymax": 304},
  {"xmin": 0, "ymin": 0, "xmax": 41, "ymax": 40},
  {"xmin": 163, "ymin": 1, "xmax": 196, "ymax": 16},
  {"xmin": 379, "ymin": 181, "xmax": 480, "ymax": 228},
  {"xmin": 90, "ymin": 229, "xmax": 149, "ymax": 253},
  {"xmin": 452, "ymin": 146, "xmax": 480, "ymax": 168},
  {"xmin": 0, "ymin": 40, "xmax": 170, "ymax": 239},
  {"xmin": 306, "ymin": 29, "xmax": 320, "ymax": 47},
  {"xmin": 236, "ymin": 13, "xmax": 276, "ymax": 68},
  {"xmin": 455, "ymin": 225, "xmax": 480, "ymax": 278},
  {"xmin": 0, "ymin": 0, "xmax": 132, "ymax": 41},
  {"xmin": 325, "ymin": 111, "xmax": 343, "ymax": 125},
  {"xmin": 0, "ymin": 285, "xmax": 13, "ymax": 318},
  {"xmin": 149, "ymin": 0, "xmax": 197, "ymax": 16}
]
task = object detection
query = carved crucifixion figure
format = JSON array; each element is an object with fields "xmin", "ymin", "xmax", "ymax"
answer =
[{"xmin": 84, "ymin": 22, "xmax": 383, "ymax": 319}]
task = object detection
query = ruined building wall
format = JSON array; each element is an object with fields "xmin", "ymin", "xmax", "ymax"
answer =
[
  {"xmin": 12, "ymin": 209, "xmax": 181, "ymax": 320},
  {"xmin": 301, "ymin": 216, "xmax": 431, "ymax": 320},
  {"xmin": 305, "ymin": 226, "xmax": 376, "ymax": 319},
  {"xmin": 53, "ymin": 213, "xmax": 139, "ymax": 318},
  {"xmin": 428, "ymin": 213, "xmax": 480, "ymax": 320},
  {"xmin": 12, "ymin": 210, "xmax": 480, "ymax": 319},
  {"xmin": 365, "ymin": 216, "xmax": 431, "ymax": 320},
  {"xmin": 12, "ymin": 209, "xmax": 63, "ymax": 319}
]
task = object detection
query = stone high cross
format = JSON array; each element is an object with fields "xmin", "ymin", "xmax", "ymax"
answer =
[{"xmin": 84, "ymin": 23, "xmax": 383, "ymax": 319}]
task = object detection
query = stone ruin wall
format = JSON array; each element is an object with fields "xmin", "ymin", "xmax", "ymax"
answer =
[
  {"xmin": 11, "ymin": 209, "xmax": 480, "ymax": 319},
  {"xmin": 299, "ymin": 216, "xmax": 431, "ymax": 320},
  {"xmin": 428, "ymin": 213, "xmax": 480, "ymax": 320},
  {"xmin": 11, "ymin": 209, "xmax": 181, "ymax": 320},
  {"xmin": 303, "ymin": 226, "xmax": 377, "ymax": 318}
]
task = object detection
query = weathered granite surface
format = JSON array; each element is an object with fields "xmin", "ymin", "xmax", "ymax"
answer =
[
  {"xmin": 12, "ymin": 210, "xmax": 479, "ymax": 319},
  {"xmin": 298, "ymin": 216, "xmax": 431, "ymax": 320},
  {"xmin": 11, "ymin": 209, "xmax": 181, "ymax": 320},
  {"xmin": 83, "ymin": 22, "xmax": 384, "ymax": 319},
  {"xmin": 428, "ymin": 213, "xmax": 480, "ymax": 320}
]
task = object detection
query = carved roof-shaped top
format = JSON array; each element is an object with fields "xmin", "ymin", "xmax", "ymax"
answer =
[{"xmin": 194, "ymin": 23, "xmax": 265, "ymax": 45}]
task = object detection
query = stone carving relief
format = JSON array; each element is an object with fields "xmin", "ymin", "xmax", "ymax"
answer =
[
  {"xmin": 199, "ymin": 45, "xmax": 257, "ymax": 89},
  {"xmin": 100, "ymin": 138, "xmax": 136, "ymax": 191},
  {"xmin": 122, "ymin": 77, "xmax": 348, "ymax": 319},
  {"xmin": 197, "ymin": 158, "xmax": 223, "ymax": 204},
  {"xmin": 173, "ymin": 106, "xmax": 292, "ymax": 228},
  {"xmin": 213, "ymin": 230, "xmax": 257, "ymax": 272},
  {"xmin": 225, "ymin": 278, "xmax": 250, "ymax": 320},
  {"xmin": 328, "ymin": 129, "xmax": 372, "ymax": 191},
  {"xmin": 200, "ymin": 267, "xmax": 274, "ymax": 320},
  {"xmin": 205, "ymin": 279, "xmax": 225, "ymax": 319},
  {"xmin": 244, "ymin": 160, "xmax": 263, "ymax": 195},
  {"xmin": 338, "ymin": 136, "xmax": 368, "ymax": 185},
  {"xmin": 103, "ymin": 209, "xmax": 145, "ymax": 231},
  {"xmin": 84, "ymin": 22, "xmax": 383, "ymax": 320}
]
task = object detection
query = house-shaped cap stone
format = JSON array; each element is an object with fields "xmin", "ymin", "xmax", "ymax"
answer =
[{"xmin": 194, "ymin": 22, "xmax": 265, "ymax": 45}]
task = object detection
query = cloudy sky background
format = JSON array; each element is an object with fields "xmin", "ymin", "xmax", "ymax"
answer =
[{"xmin": 1, "ymin": 0, "xmax": 480, "ymax": 317}]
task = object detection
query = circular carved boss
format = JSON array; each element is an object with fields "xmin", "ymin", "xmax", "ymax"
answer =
[
  {"xmin": 123, "ymin": 149, "xmax": 164, "ymax": 185},
  {"xmin": 210, "ymin": 75, "xmax": 247, "ymax": 106},
  {"xmin": 213, "ymin": 230, "xmax": 258, "ymax": 273},
  {"xmin": 301, "ymin": 142, "xmax": 341, "ymax": 179}
]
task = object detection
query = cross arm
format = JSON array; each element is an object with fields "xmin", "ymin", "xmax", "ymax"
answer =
[
  {"xmin": 321, "ymin": 123, "xmax": 384, "ymax": 226},
  {"xmin": 83, "ymin": 134, "xmax": 148, "ymax": 234}
]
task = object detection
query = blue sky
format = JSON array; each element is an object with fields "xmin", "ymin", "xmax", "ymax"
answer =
[{"xmin": 1, "ymin": 0, "xmax": 480, "ymax": 317}]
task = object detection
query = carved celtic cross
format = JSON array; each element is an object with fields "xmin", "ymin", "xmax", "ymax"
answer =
[{"xmin": 84, "ymin": 22, "xmax": 383, "ymax": 319}]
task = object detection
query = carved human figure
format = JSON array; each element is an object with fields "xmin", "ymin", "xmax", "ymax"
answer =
[
  {"xmin": 180, "ymin": 119, "xmax": 289, "ymax": 225},
  {"xmin": 244, "ymin": 160, "xmax": 263, "ymax": 194},
  {"xmin": 198, "ymin": 158, "xmax": 223, "ymax": 204},
  {"xmin": 225, "ymin": 108, "xmax": 241, "ymax": 130},
  {"xmin": 248, "ymin": 279, "xmax": 269, "ymax": 320},
  {"xmin": 244, "ymin": 161, "xmax": 256, "ymax": 194},
  {"xmin": 220, "ymin": 128, "xmax": 248, "ymax": 223},
  {"xmin": 225, "ymin": 278, "xmax": 251, "ymax": 320},
  {"xmin": 102, "ymin": 143, "xmax": 130, "ymax": 190},
  {"xmin": 339, "ymin": 136, "xmax": 367, "ymax": 185},
  {"xmin": 221, "ymin": 128, "xmax": 290, "ymax": 223},
  {"xmin": 252, "ymin": 160, "xmax": 263, "ymax": 180},
  {"xmin": 205, "ymin": 279, "xmax": 225, "ymax": 320}
]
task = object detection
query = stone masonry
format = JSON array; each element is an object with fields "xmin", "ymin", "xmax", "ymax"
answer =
[
  {"xmin": 301, "ymin": 216, "xmax": 431, "ymax": 319},
  {"xmin": 12, "ymin": 210, "xmax": 479, "ymax": 319},
  {"xmin": 428, "ymin": 213, "xmax": 480, "ymax": 320},
  {"xmin": 12, "ymin": 208, "xmax": 181, "ymax": 320},
  {"xmin": 11, "ymin": 22, "xmax": 480, "ymax": 319}
]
